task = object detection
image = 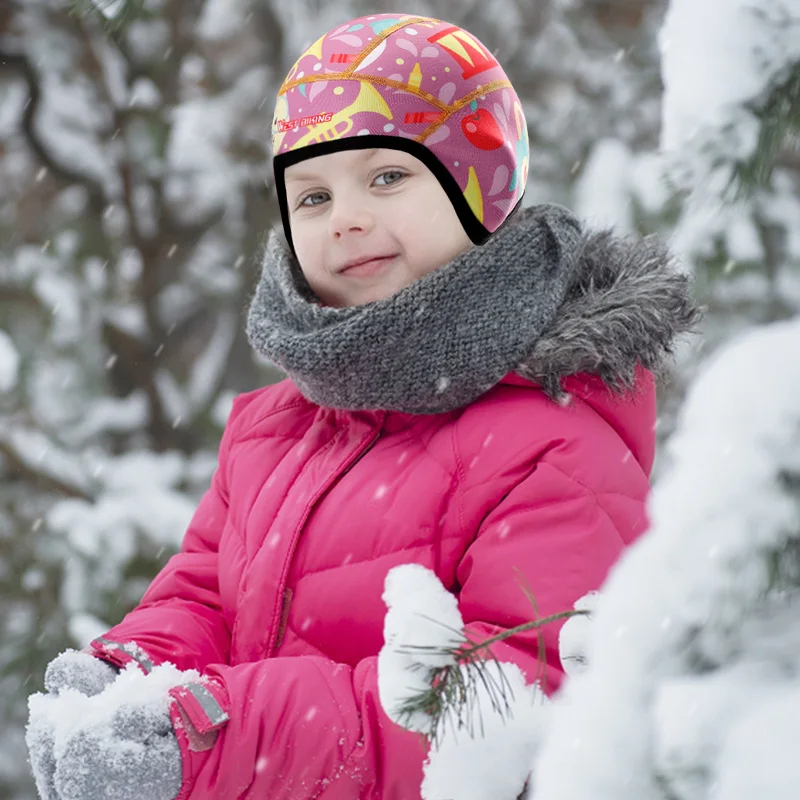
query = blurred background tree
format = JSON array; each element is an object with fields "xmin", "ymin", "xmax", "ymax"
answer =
[{"xmin": 1, "ymin": 1, "xmax": 798, "ymax": 797}]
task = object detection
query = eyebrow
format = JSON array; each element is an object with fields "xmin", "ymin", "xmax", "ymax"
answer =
[{"xmin": 285, "ymin": 148, "xmax": 381, "ymax": 183}]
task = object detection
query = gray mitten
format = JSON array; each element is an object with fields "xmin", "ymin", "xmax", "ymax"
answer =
[
  {"xmin": 26, "ymin": 713, "xmax": 58, "ymax": 800},
  {"xmin": 54, "ymin": 700, "xmax": 183, "ymax": 800},
  {"xmin": 28, "ymin": 651, "xmax": 119, "ymax": 799},
  {"xmin": 44, "ymin": 650, "xmax": 118, "ymax": 696}
]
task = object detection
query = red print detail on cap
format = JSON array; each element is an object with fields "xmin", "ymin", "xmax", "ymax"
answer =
[
  {"xmin": 427, "ymin": 25, "xmax": 500, "ymax": 79},
  {"xmin": 404, "ymin": 112, "xmax": 444, "ymax": 124}
]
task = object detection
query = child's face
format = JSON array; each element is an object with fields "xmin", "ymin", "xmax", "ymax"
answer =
[{"xmin": 285, "ymin": 148, "xmax": 473, "ymax": 307}]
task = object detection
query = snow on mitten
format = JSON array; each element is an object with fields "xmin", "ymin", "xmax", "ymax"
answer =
[
  {"xmin": 44, "ymin": 649, "xmax": 118, "ymax": 696},
  {"xmin": 26, "ymin": 699, "xmax": 59, "ymax": 800},
  {"xmin": 27, "ymin": 650, "xmax": 120, "ymax": 798},
  {"xmin": 379, "ymin": 563, "xmax": 466, "ymax": 732},
  {"xmin": 29, "ymin": 663, "xmax": 193, "ymax": 800},
  {"xmin": 54, "ymin": 699, "xmax": 182, "ymax": 800},
  {"xmin": 558, "ymin": 591, "xmax": 599, "ymax": 678},
  {"xmin": 379, "ymin": 565, "xmax": 550, "ymax": 800}
]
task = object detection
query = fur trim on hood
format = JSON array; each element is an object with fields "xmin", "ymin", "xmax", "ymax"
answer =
[{"xmin": 518, "ymin": 230, "xmax": 702, "ymax": 399}]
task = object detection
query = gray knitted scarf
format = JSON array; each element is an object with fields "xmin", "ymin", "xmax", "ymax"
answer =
[{"xmin": 246, "ymin": 204, "xmax": 700, "ymax": 413}]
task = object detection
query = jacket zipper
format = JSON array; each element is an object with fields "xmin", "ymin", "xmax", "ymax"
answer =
[{"xmin": 267, "ymin": 414, "xmax": 386, "ymax": 655}]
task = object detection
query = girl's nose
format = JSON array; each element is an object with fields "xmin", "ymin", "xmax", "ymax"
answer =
[{"xmin": 328, "ymin": 201, "xmax": 375, "ymax": 239}]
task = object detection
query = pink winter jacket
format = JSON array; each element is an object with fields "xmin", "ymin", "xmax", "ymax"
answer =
[{"xmin": 90, "ymin": 367, "xmax": 656, "ymax": 800}]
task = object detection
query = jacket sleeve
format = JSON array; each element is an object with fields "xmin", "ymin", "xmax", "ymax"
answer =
[
  {"xmin": 88, "ymin": 394, "xmax": 255, "ymax": 674},
  {"xmin": 168, "ymin": 450, "xmax": 645, "ymax": 800}
]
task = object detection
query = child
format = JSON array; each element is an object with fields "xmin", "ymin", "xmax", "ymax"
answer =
[{"xmin": 28, "ymin": 12, "xmax": 699, "ymax": 800}]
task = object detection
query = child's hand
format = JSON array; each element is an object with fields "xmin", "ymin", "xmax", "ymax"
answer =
[
  {"xmin": 27, "ymin": 651, "xmax": 120, "ymax": 799},
  {"xmin": 379, "ymin": 564, "xmax": 466, "ymax": 733},
  {"xmin": 54, "ymin": 701, "xmax": 182, "ymax": 800},
  {"xmin": 27, "ymin": 662, "xmax": 190, "ymax": 800},
  {"xmin": 44, "ymin": 650, "xmax": 118, "ymax": 697},
  {"xmin": 26, "ymin": 711, "xmax": 58, "ymax": 800}
]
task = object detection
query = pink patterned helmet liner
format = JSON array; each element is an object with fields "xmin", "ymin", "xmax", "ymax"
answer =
[{"xmin": 272, "ymin": 14, "xmax": 529, "ymax": 250}]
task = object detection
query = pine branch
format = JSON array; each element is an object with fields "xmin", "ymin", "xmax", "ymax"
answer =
[
  {"xmin": 734, "ymin": 62, "xmax": 800, "ymax": 196},
  {"xmin": 395, "ymin": 608, "xmax": 587, "ymax": 747},
  {"xmin": 515, "ymin": 569, "xmax": 549, "ymax": 694}
]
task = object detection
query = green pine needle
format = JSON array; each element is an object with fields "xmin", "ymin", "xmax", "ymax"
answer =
[
  {"xmin": 394, "ymin": 608, "xmax": 587, "ymax": 747},
  {"xmin": 733, "ymin": 63, "xmax": 800, "ymax": 197}
]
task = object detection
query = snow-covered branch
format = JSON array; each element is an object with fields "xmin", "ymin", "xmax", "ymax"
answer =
[
  {"xmin": 660, "ymin": 0, "xmax": 800, "ymax": 195},
  {"xmin": 0, "ymin": 426, "xmax": 94, "ymax": 500},
  {"xmin": 0, "ymin": 42, "xmax": 107, "ymax": 213}
]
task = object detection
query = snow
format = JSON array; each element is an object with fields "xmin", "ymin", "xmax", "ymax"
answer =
[
  {"xmin": 41, "ymin": 448, "xmax": 197, "ymax": 628},
  {"xmin": 68, "ymin": 612, "xmax": 114, "ymax": 647},
  {"xmin": 33, "ymin": 272, "xmax": 83, "ymax": 345},
  {"xmin": 723, "ymin": 210, "xmax": 763, "ymax": 263},
  {"xmin": 380, "ymin": 565, "xmax": 556, "ymax": 800},
  {"xmin": 0, "ymin": 330, "xmax": 20, "ymax": 392},
  {"xmin": 66, "ymin": 391, "xmax": 149, "ymax": 443},
  {"xmin": 187, "ymin": 311, "xmax": 238, "ymax": 410},
  {"xmin": 712, "ymin": 685, "xmax": 800, "ymax": 800},
  {"xmin": 103, "ymin": 301, "xmax": 148, "ymax": 339},
  {"xmin": 660, "ymin": 0, "xmax": 800, "ymax": 191},
  {"xmin": 125, "ymin": 18, "xmax": 171, "ymax": 63},
  {"xmin": 165, "ymin": 67, "xmax": 269, "ymax": 222},
  {"xmin": 0, "ymin": 79, "xmax": 27, "ymax": 138},
  {"xmin": 88, "ymin": 0, "xmax": 127, "ymax": 21},
  {"xmin": 26, "ymin": 661, "xmax": 192, "ymax": 799},
  {"xmin": 32, "ymin": 69, "xmax": 113, "ymax": 192},
  {"xmin": 555, "ymin": 592, "xmax": 597, "ymax": 678},
  {"xmin": 196, "ymin": 0, "xmax": 252, "ymax": 42},
  {"xmin": 128, "ymin": 77, "xmax": 162, "ymax": 110},
  {"xmin": 102, "ymin": 450, "xmax": 185, "ymax": 490},
  {"xmin": 3, "ymin": 0, "xmax": 799, "ymax": 796},
  {"xmin": 47, "ymin": 455, "xmax": 195, "ymax": 555},
  {"xmin": 421, "ymin": 661, "xmax": 549, "ymax": 800},
  {"xmin": 0, "ymin": 426, "xmax": 93, "ymax": 495},
  {"xmin": 629, "ymin": 151, "xmax": 671, "ymax": 216},
  {"xmin": 211, "ymin": 390, "xmax": 236, "ymax": 428},
  {"xmin": 379, "ymin": 564, "xmax": 465, "ymax": 733},
  {"xmin": 573, "ymin": 139, "xmax": 635, "ymax": 234},
  {"xmin": 530, "ymin": 317, "xmax": 800, "ymax": 800}
]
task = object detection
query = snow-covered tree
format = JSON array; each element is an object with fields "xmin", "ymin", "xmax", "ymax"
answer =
[
  {"xmin": 0, "ymin": 0, "xmax": 291, "ymax": 794},
  {"xmin": 532, "ymin": 315, "xmax": 800, "ymax": 800},
  {"xmin": 534, "ymin": 2, "xmax": 800, "ymax": 797},
  {"xmin": 660, "ymin": 0, "xmax": 800, "ymax": 411},
  {"xmin": 568, "ymin": 0, "xmax": 800, "ymax": 446}
]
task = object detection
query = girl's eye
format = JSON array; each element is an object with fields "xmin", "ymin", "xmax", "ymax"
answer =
[
  {"xmin": 298, "ymin": 191, "xmax": 329, "ymax": 208},
  {"xmin": 373, "ymin": 170, "xmax": 407, "ymax": 187}
]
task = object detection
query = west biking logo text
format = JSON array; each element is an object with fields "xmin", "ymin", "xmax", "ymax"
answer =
[{"xmin": 275, "ymin": 113, "xmax": 334, "ymax": 132}]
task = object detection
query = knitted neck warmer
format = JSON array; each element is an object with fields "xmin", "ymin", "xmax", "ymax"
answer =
[{"xmin": 246, "ymin": 204, "xmax": 583, "ymax": 413}]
